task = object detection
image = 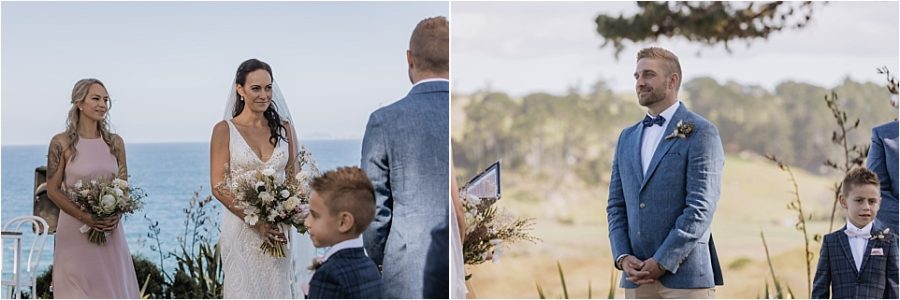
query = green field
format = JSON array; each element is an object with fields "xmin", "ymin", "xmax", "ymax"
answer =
[{"xmin": 462, "ymin": 154, "xmax": 843, "ymax": 299}]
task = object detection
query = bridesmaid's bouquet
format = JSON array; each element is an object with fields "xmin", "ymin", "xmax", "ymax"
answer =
[
  {"xmin": 68, "ymin": 178, "xmax": 146, "ymax": 244},
  {"xmin": 461, "ymin": 192, "xmax": 538, "ymax": 267},
  {"xmin": 231, "ymin": 151, "xmax": 317, "ymax": 257}
]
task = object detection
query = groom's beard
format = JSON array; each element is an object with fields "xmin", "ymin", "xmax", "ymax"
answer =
[
  {"xmin": 637, "ymin": 86, "xmax": 666, "ymax": 107},
  {"xmin": 638, "ymin": 87, "xmax": 667, "ymax": 107}
]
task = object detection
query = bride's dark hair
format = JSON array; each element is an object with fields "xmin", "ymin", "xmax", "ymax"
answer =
[{"xmin": 233, "ymin": 58, "xmax": 287, "ymax": 146}]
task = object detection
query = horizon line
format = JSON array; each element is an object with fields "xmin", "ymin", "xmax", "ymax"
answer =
[{"xmin": 1, "ymin": 138, "xmax": 363, "ymax": 147}]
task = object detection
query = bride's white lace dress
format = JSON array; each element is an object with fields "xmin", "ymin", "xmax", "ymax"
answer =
[{"xmin": 220, "ymin": 119, "xmax": 316, "ymax": 298}]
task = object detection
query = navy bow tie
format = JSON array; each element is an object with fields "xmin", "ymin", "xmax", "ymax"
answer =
[{"xmin": 642, "ymin": 115, "xmax": 666, "ymax": 127}]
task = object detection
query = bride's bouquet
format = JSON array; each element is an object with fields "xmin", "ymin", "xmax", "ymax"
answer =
[
  {"xmin": 68, "ymin": 177, "xmax": 146, "ymax": 244},
  {"xmin": 461, "ymin": 193, "xmax": 537, "ymax": 266},
  {"xmin": 231, "ymin": 149, "xmax": 318, "ymax": 257}
]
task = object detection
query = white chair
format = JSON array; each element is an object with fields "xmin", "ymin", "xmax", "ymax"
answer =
[{"xmin": 2, "ymin": 216, "xmax": 50, "ymax": 299}]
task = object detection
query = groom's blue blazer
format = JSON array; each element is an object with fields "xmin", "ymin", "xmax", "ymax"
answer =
[
  {"xmin": 867, "ymin": 120, "xmax": 899, "ymax": 234},
  {"xmin": 361, "ymin": 80, "xmax": 449, "ymax": 298},
  {"xmin": 607, "ymin": 102, "xmax": 725, "ymax": 289}
]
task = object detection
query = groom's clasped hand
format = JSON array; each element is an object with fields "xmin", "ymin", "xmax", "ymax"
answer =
[{"xmin": 622, "ymin": 256, "xmax": 665, "ymax": 285}]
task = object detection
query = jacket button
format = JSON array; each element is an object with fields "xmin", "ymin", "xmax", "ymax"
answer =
[{"xmin": 640, "ymin": 203, "xmax": 646, "ymax": 208}]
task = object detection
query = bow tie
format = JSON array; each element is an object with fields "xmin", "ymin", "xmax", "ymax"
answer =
[
  {"xmin": 844, "ymin": 228, "xmax": 871, "ymax": 239},
  {"xmin": 643, "ymin": 115, "xmax": 666, "ymax": 127}
]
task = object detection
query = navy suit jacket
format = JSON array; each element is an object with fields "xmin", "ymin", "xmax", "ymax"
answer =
[
  {"xmin": 867, "ymin": 121, "xmax": 899, "ymax": 234},
  {"xmin": 308, "ymin": 248, "xmax": 384, "ymax": 299},
  {"xmin": 607, "ymin": 103, "xmax": 725, "ymax": 289},
  {"xmin": 812, "ymin": 220, "xmax": 899, "ymax": 299},
  {"xmin": 361, "ymin": 80, "xmax": 449, "ymax": 298}
]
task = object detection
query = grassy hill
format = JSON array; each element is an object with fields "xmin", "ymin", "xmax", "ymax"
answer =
[{"xmin": 460, "ymin": 153, "xmax": 841, "ymax": 298}]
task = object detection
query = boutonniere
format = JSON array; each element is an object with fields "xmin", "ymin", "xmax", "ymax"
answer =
[
  {"xmin": 308, "ymin": 256, "xmax": 325, "ymax": 271},
  {"xmin": 664, "ymin": 120, "xmax": 694, "ymax": 140},
  {"xmin": 870, "ymin": 228, "xmax": 891, "ymax": 241}
]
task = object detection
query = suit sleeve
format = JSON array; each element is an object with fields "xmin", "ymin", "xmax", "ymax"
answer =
[
  {"xmin": 607, "ymin": 132, "xmax": 633, "ymax": 263},
  {"xmin": 653, "ymin": 124, "xmax": 724, "ymax": 273},
  {"xmin": 812, "ymin": 237, "xmax": 832, "ymax": 299},
  {"xmin": 886, "ymin": 234, "xmax": 899, "ymax": 299},
  {"xmin": 867, "ymin": 127, "xmax": 897, "ymax": 209},
  {"xmin": 361, "ymin": 112, "xmax": 392, "ymax": 267}
]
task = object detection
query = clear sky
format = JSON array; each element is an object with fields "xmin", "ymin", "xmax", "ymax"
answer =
[
  {"xmin": 452, "ymin": 1, "xmax": 900, "ymax": 97},
  {"xmin": 1, "ymin": 1, "xmax": 449, "ymax": 145}
]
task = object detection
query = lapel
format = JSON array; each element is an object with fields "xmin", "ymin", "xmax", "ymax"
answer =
[
  {"xmin": 627, "ymin": 123, "xmax": 645, "ymax": 186},
  {"xmin": 640, "ymin": 104, "xmax": 688, "ymax": 191},
  {"xmin": 858, "ymin": 220, "xmax": 886, "ymax": 278},
  {"xmin": 836, "ymin": 225, "xmax": 860, "ymax": 277}
]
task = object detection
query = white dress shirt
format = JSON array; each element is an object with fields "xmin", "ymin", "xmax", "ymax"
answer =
[
  {"xmin": 411, "ymin": 77, "xmax": 449, "ymax": 89},
  {"xmin": 321, "ymin": 235, "xmax": 366, "ymax": 263},
  {"xmin": 845, "ymin": 220, "xmax": 873, "ymax": 271},
  {"xmin": 641, "ymin": 101, "xmax": 681, "ymax": 175}
]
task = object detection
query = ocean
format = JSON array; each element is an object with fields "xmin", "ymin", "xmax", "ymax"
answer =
[{"xmin": 1, "ymin": 140, "xmax": 362, "ymax": 279}]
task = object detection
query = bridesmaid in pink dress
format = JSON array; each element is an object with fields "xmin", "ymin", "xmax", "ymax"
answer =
[{"xmin": 45, "ymin": 78, "xmax": 140, "ymax": 298}]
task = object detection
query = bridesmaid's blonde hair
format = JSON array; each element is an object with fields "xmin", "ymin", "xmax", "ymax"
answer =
[{"xmin": 65, "ymin": 78, "xmax": 119, "ymax": 161}]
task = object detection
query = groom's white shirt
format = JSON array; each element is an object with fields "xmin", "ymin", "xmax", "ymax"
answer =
[
  {"xmin": 412, "ymin": 77, "xmax": 450, "ymax": 88},
  {"xmin": 322, "ymin": 235, "xmax": 366, "ymax": 262},
  {"xmin": 641, "ymin": 101, "xmax": 681, "ymax": 174}
]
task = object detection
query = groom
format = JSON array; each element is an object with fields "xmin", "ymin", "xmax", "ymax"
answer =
[
  {"xmin": 607, "ymin": 47, "xmax": 725, "ymax": 298},
  {"xmin": 361, "ymin": 16, "xmax": 449, "ymax": 299}
]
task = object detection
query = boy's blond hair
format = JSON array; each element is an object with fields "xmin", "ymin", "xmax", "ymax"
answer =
[
  {"xmin": 310, "ymin": 166, "xmax": 376, "ymax": 234},
  {"xmin": 842, "ymin": 167, "xmax": 880, "ymax": 195}
]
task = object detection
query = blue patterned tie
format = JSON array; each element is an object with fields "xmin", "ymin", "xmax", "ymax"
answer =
[{"xmin": 642, "ymin": 115, "xmax": 666, "ymax": 127}]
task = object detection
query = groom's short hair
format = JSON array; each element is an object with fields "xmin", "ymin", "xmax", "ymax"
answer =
[
  {"xmin": 637, "ymin": 47, "xmax": 682, "ymax": 90},
  {"xmin": 310, "ymin": 166, "xmax": 376, "ymax": 234},
  {"xmin": 410, "ymin": 16, "xmax": 449, "ymax": 73},
  {"xmin": 842, "ymin": 167, "xmax": 880, "ymax": 195}
]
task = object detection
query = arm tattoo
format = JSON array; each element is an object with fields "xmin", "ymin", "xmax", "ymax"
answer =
[{"xmin": 47, "ymin": 141, "xmax": 63, "ymax": 179}]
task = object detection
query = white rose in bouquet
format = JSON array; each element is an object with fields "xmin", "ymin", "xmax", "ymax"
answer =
[
  {"xmin": 112, "ymin": 178, "xmax": 128, "ymax": 189},
  {"xmin": 284, "ymin": 196, "xmax": 300, "ymax": 211},
  {"xmin": 279, "ymin": 189, "xmax": 291, "ymax": 199},
  {"xmin": 74, "ymin": 180, "xmax": 84, "ymax": 189},
  {"xmin": 258, "ymin": 191, "xmax": 275, "ymax": 204},
  {"xmin": 262, "ymin": 168, "xmax": 276, "ymax": 177},
  {"xmin": 244, "ymin": 214, "xmax": 259, "ymax": 226},
  {"xmin": 100, "ymin": 194, "xmax": 117, "ymax": 213}
]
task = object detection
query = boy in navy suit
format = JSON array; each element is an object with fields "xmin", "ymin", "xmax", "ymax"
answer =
[
  {"xmin": 304, "ymin": 167, "xmax": 384, "ymax": 299},
  {"xmin": 813, "ymin": 167, "xmax": 898, "ymax": 298}
]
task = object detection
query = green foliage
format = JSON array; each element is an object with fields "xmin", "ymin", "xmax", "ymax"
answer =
[
  {"xmin": 168, "ymin": 240, "xmax": 223, "ymax": 298},
  {"xmin": 454, "ymin": 85, "xmax": 643, "ymax": 184},
  {"xmin": 535, "ymin": 261, "xmax": 601, "ymax": 299},
  {"xmin": 759, "ymin": 231, "xmax": 795, "ymax": 299},
  {"xmin": 607, "ymin": 267, "xmax": 617, "ymax": 299},
  {"xmin": 728, "ymin": 257, "xmax": 753, "ymax": 270},
  {"xmin": 143, "ymin": 188, "xmax": 224, "ymax": 298},
  {"xmin": 453, "ymin": 78, "xmax": 896, "ymax": 185},
  {"xmin": 133, "ymin": 255, "xmax": 168, "ymax": 299},
  {"xmin": 765, "ymin": 155, "xmax": 815, "ymax": 298},
  {"xmin": 595, "ymin": 2, "xmax": 820, "ymax": 59}
]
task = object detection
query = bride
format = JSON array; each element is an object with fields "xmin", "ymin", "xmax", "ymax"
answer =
[{"xmin": 209, "ymin": 58, "xmax": 317, "ymax": 298}]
